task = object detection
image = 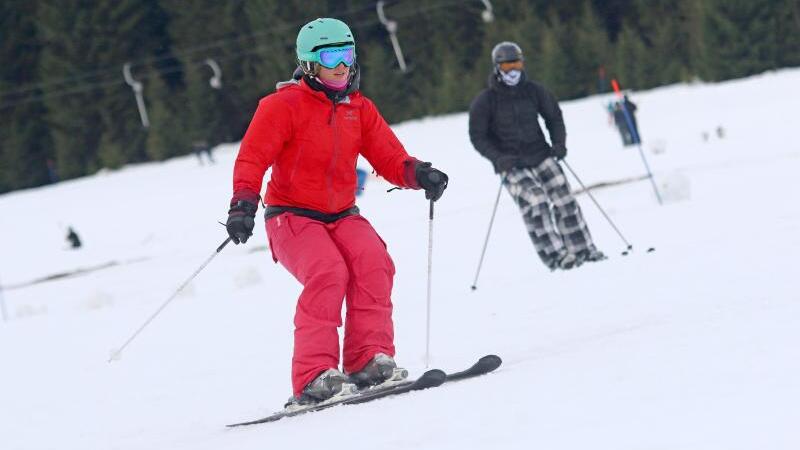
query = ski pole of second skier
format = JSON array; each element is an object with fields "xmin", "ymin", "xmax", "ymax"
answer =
[
  {"xmin": 471, "ymin": 178, "xmax": 504, "ymax": 291},
  {"xmin": 108, "ymin": 236, "xmax": 232, "ymax": 362},
  {"xmin": 425, "ymin": 198, "xmax": 434, "ymax": 368},
  {"xmin": 561, "ymin": 160, "xmax": 634, "ymax": 255}
]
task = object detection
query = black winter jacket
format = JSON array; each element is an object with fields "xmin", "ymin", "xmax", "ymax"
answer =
[{"xmin": 469, "ymin": 71, "xmax": 566, "ymax": 174}]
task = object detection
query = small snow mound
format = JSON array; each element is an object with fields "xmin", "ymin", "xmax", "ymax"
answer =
[{"xmin": 658, "ymin": 171, "xmax": 692, "ymax": 203}]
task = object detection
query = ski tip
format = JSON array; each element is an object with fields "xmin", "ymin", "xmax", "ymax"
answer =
[{"xmin": 478, "ymin": 354, "xmax": 502, "ymax": 371}]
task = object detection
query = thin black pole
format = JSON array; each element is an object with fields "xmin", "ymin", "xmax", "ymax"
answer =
[
  {"xmin": 471, "ymin": 179, "xmax": 504, "ymax": 291},
  {"xmin": 108, "ymin": 236, "xmax": 232, "ymax": 362},
  {"xmin": 562, "ymin": 160, "xmax": 633, "ymax": 253}
]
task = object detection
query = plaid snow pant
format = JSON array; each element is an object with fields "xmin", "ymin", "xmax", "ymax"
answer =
[{"xmin": 503, "ymin": 157, "xmax": 597, "ymax": 268}]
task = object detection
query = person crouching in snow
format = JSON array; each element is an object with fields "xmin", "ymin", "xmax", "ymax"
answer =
[
  {"xmin": 468, "ymin": 41, "xmax": 604, "ymax": 271},
  {"xmin": 225, "ymin": 18, "xmax": 448, "ymax": 406}
]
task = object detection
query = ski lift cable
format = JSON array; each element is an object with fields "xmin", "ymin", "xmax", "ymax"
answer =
[
  {"xmin": 0, "ymin": 1, "xmax": 383, "ymax": 100},
  {"xmin": 0, "ymin": 0, "xmax": 478, "ymax": 111}
]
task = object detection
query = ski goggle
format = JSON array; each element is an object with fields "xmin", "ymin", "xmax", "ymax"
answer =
[{"xmin": 313, "ymin": 45, "xmax": 356, "ymax": 69}]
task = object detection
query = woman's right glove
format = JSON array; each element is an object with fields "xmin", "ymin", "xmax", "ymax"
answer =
[
  {"xmin": 415, "ymin": 162, "xmax": 449, "ymax": 201},
  {"xmin": 226, "ymin": 192, "xmax": 259, "ymax": 244}
]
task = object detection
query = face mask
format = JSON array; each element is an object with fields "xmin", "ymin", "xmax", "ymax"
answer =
[
  {"xmin": 500, "ymin": 69, "xmax": 522, "ymax": 86},
  {"xmin": 318, "ymin": 76, "xmax": 349, "ymax": 91}
]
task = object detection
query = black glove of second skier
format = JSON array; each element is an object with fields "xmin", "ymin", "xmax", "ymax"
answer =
[
  {"xmin": 226, "ymin": 194, "xmax": 258, "ymax": 244},
  {"xmin": 493, "ymin": 155, "xmax": 517, "ymax": 174},
  {"xmin": 415, "ymin": 162, "xmax": 449, "ymax": 201},
  {"xmin": 551, "ymin": 143, "xmax": 567, "ymax": 160}
]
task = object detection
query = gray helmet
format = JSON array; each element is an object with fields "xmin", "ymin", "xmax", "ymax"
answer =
[{"xmin": 491, "ymin": 41, "xmax": 524, "ymax": 64}]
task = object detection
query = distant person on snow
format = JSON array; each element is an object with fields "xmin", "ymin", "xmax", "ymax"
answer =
[
  {"xmin": 66, "ymin": 226, "xmax": 82, "ymax": 249},
  {"xmin": 468, "ymin": 41, "xmax": 605, "ymax": 270},
  {"xmin": 225, "ymin": 18, "xmax": 448, "ymax": 407},
  {"xmin": 192, "ymin": 139, "xmax": 215, "ymax": 165},
  {"xmin": 622, "ymin": 95, "xmax": 641, "ymax": 144},
  {"xmin": 613, "ymin": 102, "xmax": 633, "ymax": 146}
]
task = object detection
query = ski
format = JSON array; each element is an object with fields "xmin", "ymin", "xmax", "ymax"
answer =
[
  {"xmin": 444, "ymin": 354, "xmax": 502, "ymax": 382},
  {"xmin": 226, "ymin": 354, "xmax": 502, "ymax": 427},
  {"xmin": 226, "ymin": 369, "xmax": 445, "ymax": 427}
]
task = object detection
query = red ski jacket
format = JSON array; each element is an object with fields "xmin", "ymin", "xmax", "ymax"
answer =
[{"xmin": 233, "ymin": 79, "xmax": 418, "ymax": 213}]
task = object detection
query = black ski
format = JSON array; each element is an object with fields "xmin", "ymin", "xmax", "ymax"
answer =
[
  {"xmin": 445, "ymin": 354, "xmax": 502, "ymax": 382},
  {"xmin": 226, "ymin": 354, "xmax": 501, "ymax": 428},
  {"xmin": 227, "ymin": 369, "xmax": 445, "ymax": 427}
]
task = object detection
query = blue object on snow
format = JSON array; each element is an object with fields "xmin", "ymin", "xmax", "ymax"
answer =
[{"xmin": 356, "ymin": 168, "xmax": 368, "ymax": 196}]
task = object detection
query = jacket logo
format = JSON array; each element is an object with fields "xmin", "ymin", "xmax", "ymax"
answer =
[{"xmin": 343, "ymin": 110, "xmax": 357, "ymax": 121}]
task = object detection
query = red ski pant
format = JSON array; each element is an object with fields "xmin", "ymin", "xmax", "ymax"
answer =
[{"xmin": 266, "ymin": 213, "xmax": 396, "ymax": 396}]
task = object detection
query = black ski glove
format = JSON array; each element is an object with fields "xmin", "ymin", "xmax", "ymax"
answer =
[
  {"xmin": 226, "ymin": 196, "xmax": 258, "ymax": 244},
  {"xmin": 551, "ymin": 143, "xmax": 567, "ymax": 160},
  {"xmin": 493, "ymin": 155, "xmax": 517, "ymax": 174},
  {"xmin": 415, "ymin": 162, "xmax": 449, "ymax": 202}
]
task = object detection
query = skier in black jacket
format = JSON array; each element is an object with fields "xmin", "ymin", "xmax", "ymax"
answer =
[{"xmin": 469, "ymin": 42, "xmax": 605, "ymax": 270}]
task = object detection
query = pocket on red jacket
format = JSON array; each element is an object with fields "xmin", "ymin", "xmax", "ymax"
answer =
[{"xmin": 265, "ymin": 213, "xmax": 293, "ymax": 262}]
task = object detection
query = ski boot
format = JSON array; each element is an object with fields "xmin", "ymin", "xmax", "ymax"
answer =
[
  {"xmin": 547, "ymin": 251, "xmax": 577, "ymax": 271},
  {"xmin": 286, "ymin": 368, "xmax": 356, "ymax": 409},
  {"xmin": 575, "ymin": 248, "xmax": 607, "ymax": 265},
  {"xmin": 348, "ymin": 353, "xmax": 408, "ymax": 389}
]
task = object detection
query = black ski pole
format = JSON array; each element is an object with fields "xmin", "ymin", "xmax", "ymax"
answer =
[
  {"xmin": 471, "ymin": 178, "xmax": 504, "ymax": 291},
  {"xmin": 425, "ymin": 199, "xmax": 434, "ymax": 368},
  {"xmin": 108, "ymin": 236, "xmax": 232, "ymax": 362},
  {"xmin": 561, "ymin": 160, "xmax": 634, "ymax": 255}
]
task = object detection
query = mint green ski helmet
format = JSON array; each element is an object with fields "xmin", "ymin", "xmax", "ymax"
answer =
[{"xmin": 296, "ymin": 18, "xmax": 355, "ymax": 63}]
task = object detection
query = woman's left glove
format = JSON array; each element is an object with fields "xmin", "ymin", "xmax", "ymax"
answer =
[
  {"xmin": 415, "ymin": 162, "xmax": 449, "ymax": 201},
  {"xmin": 226, "ymin": 192, "xmax": 259, "ymax": 244}
]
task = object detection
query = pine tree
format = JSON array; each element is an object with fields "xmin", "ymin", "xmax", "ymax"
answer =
[
  {"xmin": 144, "ymin": 70, "xmax": 188, "ymax": 161},
  {"xmin": 537, "ymin": 15, "xmax": 573, "ymax": 98},
  {"xmin": 702, "ymin": 0, "xmax": 783, "ymax": 81},
  {"xmin": 774, "ymin": 0, "xmax": 800, "ymax": 69},
  {"xmin": 0, "ymin": 0, "xmax": 52, "ymax": 193},
  {"xmin": 36, "ymin": 0, "xmax": 170, "ymax": 178},
  {"xmin": 571, "ymin": 1, "xmax": 611, "ymax": 96},
  {"xmin": 612, "ymin": 22, "xmax": 648, "ymax": 90}
]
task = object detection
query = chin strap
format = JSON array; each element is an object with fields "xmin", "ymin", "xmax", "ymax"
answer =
[{"xmin": 298, "ymin": 59, "xmax": 318, "ymax": 76}]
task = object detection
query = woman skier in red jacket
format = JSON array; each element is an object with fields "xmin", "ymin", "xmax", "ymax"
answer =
[{"xmin": 225, "ymin": 18, "xmax": 448, "ymax": 406}]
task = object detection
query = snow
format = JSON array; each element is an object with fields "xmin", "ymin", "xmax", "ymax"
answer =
[{"xmin": 1, "ymin": 68, "xmax": 799, "ymax": 450}]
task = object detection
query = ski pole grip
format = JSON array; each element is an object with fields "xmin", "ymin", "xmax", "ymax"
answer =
[{"xmin": 429, "ymin": 199, "xmax": 434, "ymax": 219}]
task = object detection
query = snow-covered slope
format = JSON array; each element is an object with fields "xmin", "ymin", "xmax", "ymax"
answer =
[{"xmin": 1, "ymin": 68, "xmax": 799, "ymax": 450}]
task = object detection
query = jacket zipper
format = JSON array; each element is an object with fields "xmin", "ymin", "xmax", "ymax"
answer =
[{"xmin": 327, "ymin": 100, "xmax": 339, "ymax": 211}]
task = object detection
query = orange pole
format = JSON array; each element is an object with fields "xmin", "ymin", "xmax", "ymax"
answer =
[{"xmin": 611, "ymin": 78, "xmax": 622, "ymax": 97}]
